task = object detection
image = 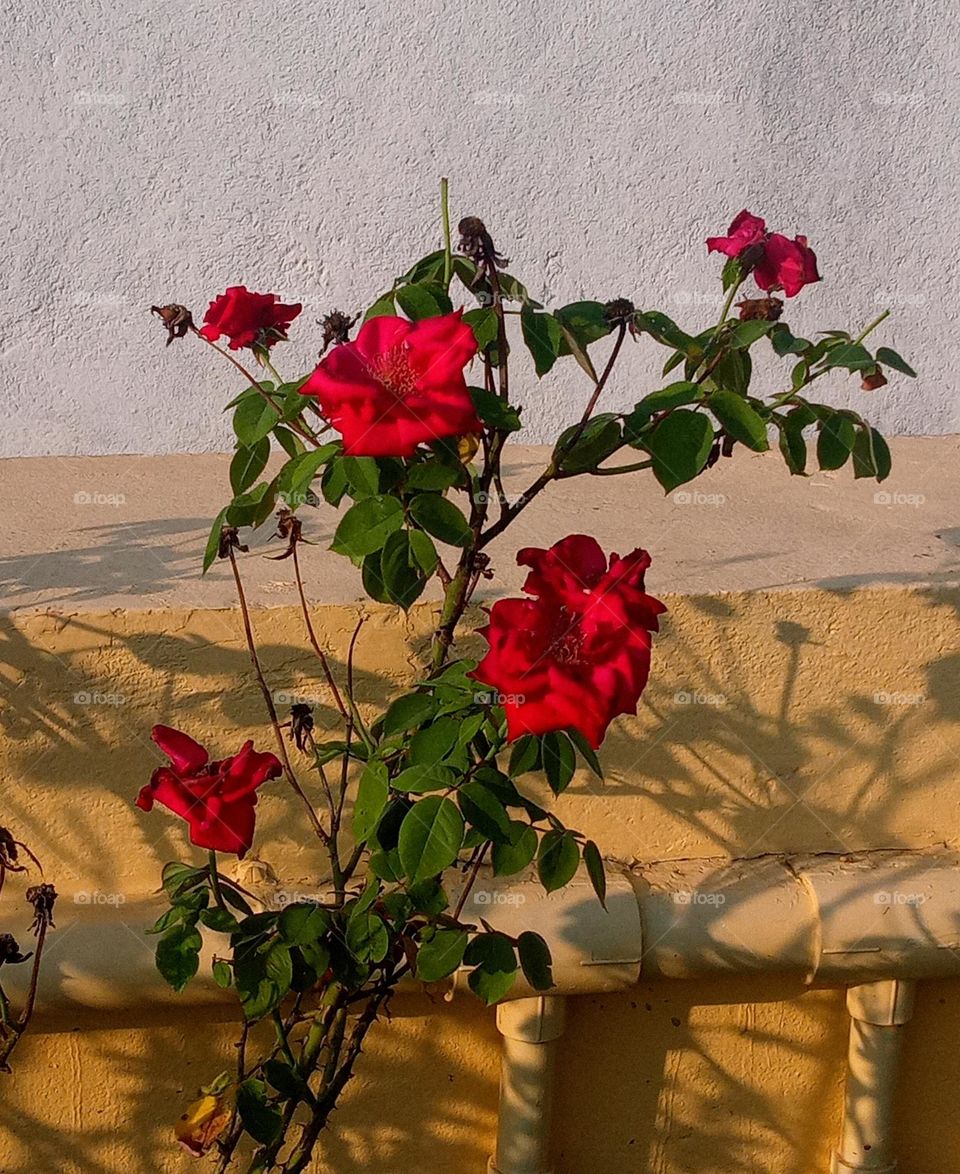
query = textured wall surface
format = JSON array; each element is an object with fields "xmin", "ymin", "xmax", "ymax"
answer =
[{"xmin": 2, "ymin": 0, "xmax": 956, "ymax": 457}]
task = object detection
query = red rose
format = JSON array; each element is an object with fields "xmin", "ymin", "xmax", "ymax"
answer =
[
  {"xmin": 136, "ymin": 725, "xmax": 282, "ymax": 857},
  {"xmin": 469, "ymin": 535, "xmax": 666, "ymax": 748},
  {"xmin": 707, "ymin": 211, "xmax": 820, "ymax": 297},
  {"xmin": 199, "ymin": 286, "xmax": 301, "ymax": 351},
  {"xmin": 706, "ymin": 210, "xmax": 767, "ymax": 258},
  {"xmin": 300, "ymin": 312, "xmax": 481, "ymax": 457},
  {"xmin": 753, "ymin": 233, "xmax": 820, "ymax": 297}
]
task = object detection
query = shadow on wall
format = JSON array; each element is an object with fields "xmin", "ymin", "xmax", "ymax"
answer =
[
  {"xmin": 0, "ymin": 576, "xmax": 960, "ymax": 1170},
  {"xmin": 0, "ymin": 997, "xmax": 499, "ymax": 1173}
]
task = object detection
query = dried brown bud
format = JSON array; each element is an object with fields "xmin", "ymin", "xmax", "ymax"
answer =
[
  {"xmin": 151, "ymin": 304, "xmax": 195, "ymax": 346},
  {"xmin": 218, "ymin": 526, "xmax": 248, "ymax": 560},
  {"xmin": 735, "ymin": 296, "xmax": 783, "ymax": 322},
  {"xmin": 0, "ymin": 933, "xmax": 30, "ymax": 966},
  {"xmin": 0, "ymin": 828, "xmax": 18, "ymax": 868},
  {"xmin": 267, "ymin": 508, "xmax": 304, "ymax": 561},
  {"xmin": 289, "ymin": 704, "xmax": 315, "ymax": 752},
  {"xmin": 26, "ymin": 883, "xmax": 57, "ymax": 934},
  {"xmin": 604, "ymin": 298, "xmax": 636, "ymax": 328},
  {"xmin": 317, "ymin": 309, "xmax": 359, "ymax": 357},
  {"xmin": 861, "ymin": 368, "xmax": 888, "ymax": 392},
  {"xmin": 457, "ymin": 216, "xmax": 508, "ymax": 271}
]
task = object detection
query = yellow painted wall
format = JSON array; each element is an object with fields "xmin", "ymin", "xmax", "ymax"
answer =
[{"xmin": 1, "ymin": 583, "xmax": 959, "ymax": 1171}]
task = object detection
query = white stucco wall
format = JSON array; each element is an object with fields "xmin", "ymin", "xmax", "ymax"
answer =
[{"xmin": 2, "ymin": 0, "xmax": 955, "ymax": 457}]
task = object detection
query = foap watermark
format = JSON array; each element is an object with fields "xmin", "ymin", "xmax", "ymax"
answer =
[
  {"xmin": 674, "ymin": 890, "xmax": 726, "ymax": 906},
  {"xmin": 874, "ymin": 490, "xmax": 925, "ymax": 508},
  {"xmin": 273, "ymin": 690, "xmax": 325, "ymax": 707},
  {"xmin": 472, "ymin": 90, "xmax": 526, "ymax": 108},
  {"xmin": 472, "ymin": 890, "xmax": 526, "ymax": 907},
  {"xmin": 873, "ymin": 90, "xmax": 925, "ymax": 108},
  {"xmin": 73, "ymin": 90, "xmax": 128, "ymax": 107},
  {"xmin": 674, "ymin": 689, "xmax": 727, "ymax": 707},
  {"xmin": 874, "ymin": 289, "xmax": 925, "ymax": 308},
  {"xmin": 269, "ymin": 90, "xmax": 325, "ymax": 109},
  {"xmin": 73, "ymin": 490, "xmax": 126, "ymax": 507},
  {"xmin": 74, "ymin": 890, "xmax": 126, "ymax": 906},
  {"xmin": 475, "ymin": 490, "xmax": 527, "ymax": 506},
  {"xmin": 668, "ymin": 289, "xmax": 725, "ymax": 309},
  {"xmin": 673, "ymin": 490, "xmax": 726, "ymax": 507},
  {"xmin": 474, "ymin": 691, "xmax": 525, "ymax": 707},
  {"xmin": 672, "ymin": 89, "xmax": 725, "ymax": 106},
  {"xmin": 873, "ymin": 690, "xmax": 925, "ymax": 706},
  {"xmin": 271, "ymin": 890, "xmax": 327, "ymax": 909},
  {"xmin": 874, "ymin": 890, "xmax": 927, "ymax": 906},
  {"xmin": 73, "ymin": 690, "xmax": 127, "ymax": 707}
]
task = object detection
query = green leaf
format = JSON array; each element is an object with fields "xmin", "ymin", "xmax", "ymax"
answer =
[
  {"xmin": 202, "ymin": 508, "xmax": 229, "ymax": 574},
  {"xmin": 851, "ymin": 426, "xmax": 892, "ymax": 481},
  {"xmin": 554, "ymin": 414, "xmax": 623, "ymax": 474},
  {"xmin": 225, "ymin": 479, "xmax": 277, "ymax": 529},
  {"xmin": 382, "ymin": 692, "xmax": 438, "ymax": 735},
  {"xmin": 464, "ymin": 932, "xmax": 517, "ymax": 1005},
  {"xmin": 492, "ymin": 823, "xmax": 539, "ymax": 876},
  {"xmin": 469, "ymin": 386, "xmax": 521, "ymax": 433},
  {"xmin": 711, "ymin": 348, "xmax": 752, "ymax": 396},
  {"xmin": 263, "ymin": 1059, "xmax": 307, "ymax": 1100},
  {"xmin": 875, "ymin": 347, "xmax": 916, "ymax": 377},
  {"xmin": 331, "ymin": 495, "xmax": 405, "ymax": 561},
  {"xmin": 379, "ymin": 530, "xmax": 430, "ymax": 610},
  {"xmin": 537, "ymin": 830, "xmax": 580, "ymax": 893},
  {"xmin": 212, "ymin": 959, "xmax": 232, "ymax": 989},
  {"xmin": 634, "ymin": 311, "xmax": 695, "ymax": 355},
  {"xmin": 408, "ymin": 717, "xmax": 462, "ymax": 765},
  {"xmin": 708, "ymin": 390, "xmax": 769, "ymax": 452},
  {"xmin": 234, "ymin": 393, "xmax": 280, "ymax": 446},
  {"xmin": 397, "ymin": 796, "xmax": 465, "ymax": 884},
  {"xmin": 416, "ymin": 929, "xmax": 468, "ymax": 982},
  {"xmin": 277, "ymin": 444, "xmax": 339, "ymax": 505},
  {"xmin": 353, "ymin": 761, "xmax": 390, "ymax": 843},
  {"xmin": 542, "ymin": 731, "xmax": 576, "ymax": 795},
  {"xmin": 769, "ymin": 325, "xmax": 810, "ymax": 357},
  {"xmin": 567, "ymin": 727, "xmax": 603, "ymax": 779},
  {"xmin": 345, "ymin": 911, "xmax": 390, "ymax": 963},
  {"xmin": 363, "ymin": 291, "xmax": 396, "ymax": 322},
  {"xmin": 520, "ymin": 305, "xmax": 564, "ymax": 377},
  {"xmin": 634, "ymin": 381, "xmax": 703, "ymax": 415},
  {"xmin": 406, "ymin": 458, "xmax": 464, "ymax": 491},
  {"xmin": 721, "ymin": 256, "xmax": 743, "ymax": 292},
  {"xmin": 508, "ymin": 736, "xmax": 540, "ymax": 777},
  {"xmin": 392, "ymin": 763, "xmax": 457, "ymax": 794},
  {"xmin": 409, "ymin": 494, "xmax": 472, "ymax": 547},
  {"xmin": 727, "ymin": 319, "xmax": 775, "ymax": 348},
  {"xmin": 230, "ymin": 438, "xmax": 271, "ymax": 496},
  {"xmin": 819, "ymin": 342, "xmax": 875, "ymax": 372},
  {"xmin": 462, "ymin": 307, "xmax": 499, "ymax": 350},
  {"xmin": 341, "ymin": 456, "xmax": 381, "ymax": 499},
  {"xmin": 778, "ymin": 417, "xmax": 807, "ymax": 475},
  {"xmin": 396, "ymin": 282, "xmax": 453, "ymax": 321},
  {"xmin": 643, "ymin": 410, "xmax": 715, "ymax": 492},
  {"xmin": 554, "ymin": 301, "xmax": 611, "ymax": 346},
  {"xmin": 236, "ymin": 1079, "xmax": 282, "ymax": 1146},
  {"xmin": 517, "ymin": 931, "xmax": 554, "ymax": 991},
  {"xmin": 200, "ymin": 907, "xmax": 240, "ymax": 934},
  {"xmin": 458, "ymin": 782, "xmax": 513, "ymax": 842},
  {"xmin": 583, "ymin": 840, "xmax": 607, "ymax": 909},
  {"xmin": 817, "ymin": 415, "xmax": 857, "ymax": 471},
  {"xmin": 278, "ymin": 903, "xmax": 330, "ymax": 947},
  {"xmin": 155, "ymin": 924, "xmax": 202, "ymax": 992}
]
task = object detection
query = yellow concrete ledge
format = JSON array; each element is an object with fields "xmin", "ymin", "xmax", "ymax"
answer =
[{"xmin": 0, "ymin": 440, "xmax": 958, "ymax": 1172}]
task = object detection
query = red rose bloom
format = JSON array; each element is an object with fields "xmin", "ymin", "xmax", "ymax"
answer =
[
  {"xmin": 469, "ymin": 535, "xmax": 667, "ymax": 748},
  {"xmin": 300, "ymin": 312, "xmax": 481, "ymax": 457},
  {"xmin": 707, "ymin": 211, "xmax": 820, "ymax": 297},
  {"xmin": 136, "ymin": 725, "xmax": 282, "ymax": 857},
  {"xmin": 706, "ymin": 210, "xmax": 767, "ymax": 258},
  {"xmin": 199, "ymin": 286, "xmax": 302, "ymax": 351}
]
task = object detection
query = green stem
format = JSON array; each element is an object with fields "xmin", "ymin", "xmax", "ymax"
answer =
[
  {"xmin": 440, "ymin": 178, "xmax": 452, "ymax": 290},
  {"xmin": 712, "ymin": 274, "xmax": 744, "ymax": 338},
  {"xmin": 208, "ymin": 851, "xmax": 228, "ymax": 912},
  {"xmin": 854, "ymin": 309, "xmax": 890, "ymax": 345}
]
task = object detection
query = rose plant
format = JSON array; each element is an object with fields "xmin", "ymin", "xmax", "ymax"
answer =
[{"xmin": 145, "ymin": 186, "xmax": 914, "ymax": 1169}]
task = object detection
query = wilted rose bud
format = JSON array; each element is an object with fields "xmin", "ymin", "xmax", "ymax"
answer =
[
  {"xmin": 150, "ymin": 304, "xmax": 195, "ymax": 346},
  {"xmin": 218, "ymin": 526, "xmax": 248, "ymax": 560},
  {"xmin": 0, "ymin": 933, "xmax": 30, "ymax": 966},
  {"xmin": 861, "ymin": 368, "xmax": 888, "ymax": 391},
  {"xmin": 603, "ymin": 298, "xmax": 636, "ymax": 329},
  {"xmin": 26, "ymin": 883, "xmax": 57, "ymax": 933},
  {"xmin": 735, "ymin": 296, "xmax": 783, "ymax": 321},
  {"xmin": 317, "ymin": 309, "xmax": 359, "ymax": 356},
  {"xmin": 457, "ymin": 216, "xmax": 508, "ymax": 271},
  {"xmin": 289, "ymin": 704, "xmax": 315, "ymax": 752}
]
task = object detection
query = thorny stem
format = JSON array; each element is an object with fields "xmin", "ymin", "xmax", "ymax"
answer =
[
  {"xmin": 226, "ymin": 547, "xmax": 330, "ymax": 845},
  {"xmin": 0, "ymin": 919, "xmax": 48, "ymax": 1071},
  {"xmin": 208, "ymin": 850, "xmax": 228, "ymax": 912},
  {"xmin": 440, "ymin": 177, "xmax": 452, "ymax": 289}
]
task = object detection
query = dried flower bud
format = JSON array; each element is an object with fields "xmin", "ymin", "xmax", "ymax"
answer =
[
  {"xmin": 0, "ymin": 828, "xmax": 18, "ymax": 868},
  {"xmin": 0, "ymin": 933, "xmax": 30, "ymax": 966},
  {"xmin": 735, "ymin": 296, "xmax": 783, "ymax": 322},
  {"xmin": 289, "ymin": 704, "xmax": 315, "ymax": 752},
  {"xmin": 317, "ymin": 310, "xmax": 359, "ymax": 357},
  {"xmin": 457, "ymin": 216, "xmax": 508, "ymax": 270},
  {"xmin": 603, "ymin": 299, "xmax": 636, "ymax": 327},
  {"xmin": 151, "ymin": 304, "xmax": 195, "ymax": 346},
  {"xmin": 861, "ymin": 368, "xmax": 888, "ymax": 392},
  {"xmin": 26, "ymin": 883, "xmax": 57, "ymax": 934},
  {"xmin": 218, "ymin": 526, "xmax": 248, "ymax": 560},
  {"xmin": 267, "ymin": 508, "xmax": 305, "ymax": 561}
]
